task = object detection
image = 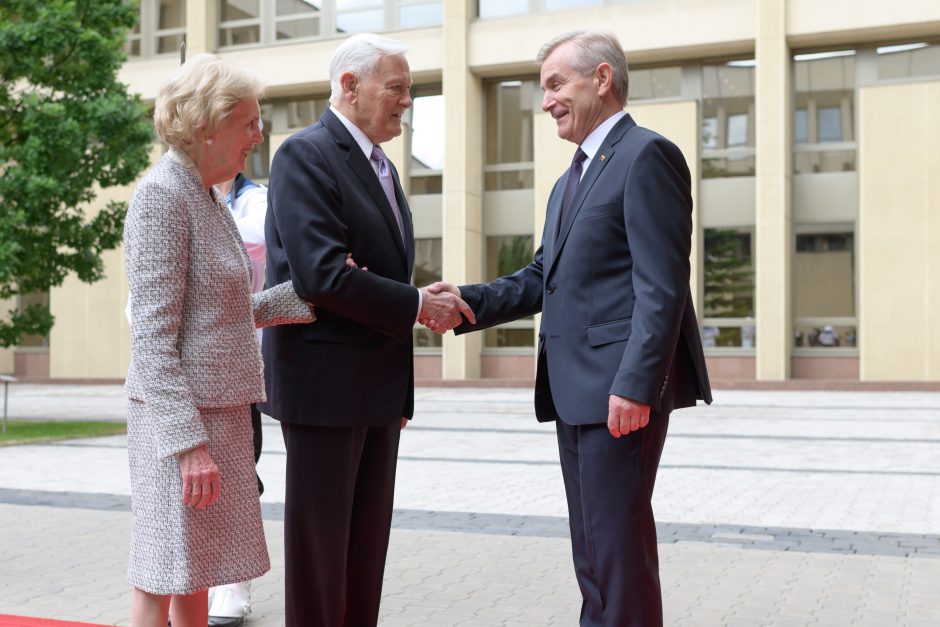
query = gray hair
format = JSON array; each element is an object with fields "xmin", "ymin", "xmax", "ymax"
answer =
[
  {"xmin": 153, "ymin": 53, "xmax": 265, "ymax": 147},
  {"xmin": 536, "ymin": 31, "xmax": 630, "ymax": 105},
  {"xmin": 329, "ymin": 33, "xmax": 409, "ymax": 103}
]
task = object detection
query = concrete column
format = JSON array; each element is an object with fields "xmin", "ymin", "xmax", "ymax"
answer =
[
  {"xmin": 858, "ymin": 81, "xmax": 940, "ymax": 381},
  {"xmin": 185, "ymin": 0, "xmax": 216, "ymax": 56},
  {"xmin": 441, "ymin": 0, "xmax": 483, "ymax": 379},
  {"xmin": 754, "ymin": 0, "xmax": 792, "ymax": 380}
]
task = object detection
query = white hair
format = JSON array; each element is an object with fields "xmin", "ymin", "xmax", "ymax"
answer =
[
  {"xmin": 329, "ymin": 33, "xmax": 409, "ymax": 103},
  {"xmin": 154, "ymin": 53, "xmax": 264, "ymax": 147}
]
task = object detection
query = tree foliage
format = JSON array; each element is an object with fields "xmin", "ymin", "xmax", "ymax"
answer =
[
  {"xmin": 0, "ymin": 0, "xmax": 152, "ymax": 347},
  {"xmin": 703, "ymin": 228, "xmax": 753, "ymax": 318}
]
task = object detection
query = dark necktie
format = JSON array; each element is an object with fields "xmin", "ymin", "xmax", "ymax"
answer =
[
  {"xmin": 557, "ymin": 147, "xmax": 587, "ymax": 242},
  {"xmin": 370, "ymin": 144, "xmax": 405, "ymax": 243}
]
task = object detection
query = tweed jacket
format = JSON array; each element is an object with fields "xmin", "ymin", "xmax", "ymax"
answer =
[{"xmin": 124, "ymin": 147, "xmax": 314, "ymax": 459}]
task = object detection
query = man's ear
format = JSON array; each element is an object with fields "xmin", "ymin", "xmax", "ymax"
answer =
[
  {"xmin": 595, "ymin": 63, "xmax": 613, "ymax": 97},
  {"xmin": 341, "ymin": 71, "xmax": 358, "ymax": 102}
]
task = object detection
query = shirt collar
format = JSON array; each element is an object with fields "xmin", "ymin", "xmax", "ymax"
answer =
[
  {"xmin": 579, "ymin": 110, "xmax": 627, "ymax": 161},
  {"xmin": 330, "ymin": 105, "xmax": 374, "ymax": 161}
]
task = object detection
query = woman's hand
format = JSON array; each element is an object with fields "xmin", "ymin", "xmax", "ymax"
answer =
[
  {"xmin": 178, "ymin": 445, "xmax": 220, "ymax": 509},
  {"xmin": 346, "ymin": 252, "xmax": 367, "ymax": 272}
]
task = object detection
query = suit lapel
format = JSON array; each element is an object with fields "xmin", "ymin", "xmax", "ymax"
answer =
[
  {"xmin": 322, "ymin": 109, "xmax": 409, "ymax": 264},
  {"xmin": 548, "ymin": 114, "xmax": 636, "ymax": 277}
]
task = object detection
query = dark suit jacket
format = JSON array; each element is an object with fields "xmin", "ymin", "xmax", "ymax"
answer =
[
  {"xmin": 261, "ymin": 108, "xmax": 418, "ymax": 426},
  {"xmin": 457, "ymin": 114, "xmax": 712, "ymax": 423}
]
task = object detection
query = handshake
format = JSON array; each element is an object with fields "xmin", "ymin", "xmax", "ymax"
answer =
[
  {"xmin": 418, "ymin": 282, "xmax": 475, "ymax": 334},
  {"xmin": 343, "ymin": 255, "xmax": 474, "ymax": 334}
]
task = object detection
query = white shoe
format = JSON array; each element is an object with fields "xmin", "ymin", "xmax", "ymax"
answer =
[{"xmin": 208, "ymin": 581, "xmax": 251, "ymax": 624}]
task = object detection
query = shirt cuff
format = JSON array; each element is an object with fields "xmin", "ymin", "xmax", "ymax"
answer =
[{"xmin": 415, "ymin": 286, "xmax": 423, "ymax": 323}]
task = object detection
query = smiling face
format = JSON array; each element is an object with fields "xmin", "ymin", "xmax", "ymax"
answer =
[
  {"xmin": 540, "ymin": 41, "xmax": 611, "ymax": 146},
  {"xmin": 203, "ymin": 98, "xmax": 263, "ymax": 186},
  {"xmin": 344, "ymin": 53, "xmax": 412, "ymax": 144}
]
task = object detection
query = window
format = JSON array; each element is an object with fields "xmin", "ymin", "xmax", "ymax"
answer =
[
  {"xmin": 478, "ymin": 0, "xmax": 528, "ymax": 18},
  {"xmin": 793, "ymin": 50, "xmax": 856, "ymax": 174},
  {"xmin": 125, "ymin": 0, "xmax": 187, "ymax": 58},
  {"xmin": 284, "ymin": 96, "xmax": 330, "ymax": 130},
  {"xmin": 629, "ymin": 66, "xmax": 682, "ymax": 101},
  {"xmin": 484, "ymin": 79, "xmax": 537, "ymax": 191},
  {"xmin": 701, "ymin": 229, "xmax": 755, "ymax": 349},
  {"xmin": 409, "ymin": 89, "xmax": 444, "ymax": 195},
  {"xmin": 794, "ymin": 109, "xmax": 809, "ymax": 144},
  {"xmin": 478, "ymin": 0, "xmax": 654, "ymax": 19},
  {"xmin": 877, "ymin": 41, "xmax": 940, "ymax": 81},
  {"xmin": 275, "ymin": 0, "xmax": 321, "ymax": 40},
  {"xmin": 794, "ymin": 231, "xmax": 856, "ymax": 351},
  {"xmin": 701, "ymin": 60, "xmax": 756, "ymax": 178},
  {"xmin": 398, "ymin": 0, "xmax": 442, "ymax": 28},
  {"xmin": 483, "ymin": 236, "xmax": 535, "ymax": 348},
  {"xmin": 412, "ymin": 238, "xmax": 443, "ymax": 349},
  {"xmin": 218, "ymin": 0, "xmax": 442, "ymax": 47},
  {"xmin": 244, "ymin": 104, "xmax": 273, "ymax": 181},
  {"xmin": 336, "ymin": 0, "xmax": 383, "ymax": 33}
]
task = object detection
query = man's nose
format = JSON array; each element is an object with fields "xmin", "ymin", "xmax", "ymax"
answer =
[{"xmin": 541, "ymin": 91, "xmax": 553, "ymax": 112}]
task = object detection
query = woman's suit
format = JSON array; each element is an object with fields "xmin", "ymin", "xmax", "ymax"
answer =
[{"xmin": 123, "ymin": 147, "xmax": 313, "ymax": 594}]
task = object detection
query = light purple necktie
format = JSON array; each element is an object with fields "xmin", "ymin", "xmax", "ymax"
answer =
[{"xmin": 370, "ymin": 145, "xmax": 405, "ymax": 243}]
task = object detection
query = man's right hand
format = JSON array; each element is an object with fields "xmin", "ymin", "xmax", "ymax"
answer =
[{"xmin": 419, "ymin": 283, "xmax": 475, "ymax": 333}]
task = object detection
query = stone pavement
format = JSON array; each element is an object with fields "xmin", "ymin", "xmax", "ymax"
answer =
[{"xmin": 0, "ymin": 385, "xmax": 939, "ymax": 626}]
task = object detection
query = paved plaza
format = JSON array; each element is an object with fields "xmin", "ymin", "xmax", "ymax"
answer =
[{"xmin": 0, "ymin": 385, "xmax": 939, "ymax": 626}]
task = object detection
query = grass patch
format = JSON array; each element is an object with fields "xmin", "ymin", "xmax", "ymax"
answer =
[{"xmin": 0, "ymin": 420, "xmax": 126, "ymax": 446}]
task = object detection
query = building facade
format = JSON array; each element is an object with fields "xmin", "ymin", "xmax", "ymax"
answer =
[{"xmin": 4, "ymin": 0, "xmax": 939, "ymax": 384}]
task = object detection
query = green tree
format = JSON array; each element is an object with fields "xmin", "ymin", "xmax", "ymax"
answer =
[
  {"xmin": 704, "ymin": 229, "xmax": 753, "ymax": 318},
  {"xmin": 497, "ymin": 236, "xmax": 533, "ymax": 277},
  {"xmin": 0, "ymin": 0, "xmax": 152, "ymax": 347}
]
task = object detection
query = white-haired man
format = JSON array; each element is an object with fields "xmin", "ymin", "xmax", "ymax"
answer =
[{"xmin": 262, "ymin": 33, "xmax": 473, "ymax": 626}]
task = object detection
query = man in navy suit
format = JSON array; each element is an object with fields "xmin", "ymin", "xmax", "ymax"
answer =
[
  {"xmin": 262, "ymin": 33, "xmax": 472, "ymax": 627},
  {"xmin": 430, "ymin": 31, "xmax": 712, "ymax": 626}
]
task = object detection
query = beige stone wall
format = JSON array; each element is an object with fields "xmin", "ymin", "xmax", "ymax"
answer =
[
  {"xmin": 48, "ymin": 144, "xmax": 164, "ymax": 379},
  {"xmin": 858, "ymin": 80, "xmax": 940, "ymax": 381}
]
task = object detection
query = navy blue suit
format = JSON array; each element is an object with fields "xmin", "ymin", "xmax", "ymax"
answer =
[
  {"xmin": 262, "ymin": 108, "xmax": 418, "ymax": 627},
  {"xmin": 456, "ymin": 113, "xmax": 712, "ymax": 626}
]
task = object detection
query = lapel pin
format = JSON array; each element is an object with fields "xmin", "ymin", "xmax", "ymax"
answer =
[{"xmin": 599, "ymin": 154, "xmax": 606, "ymax": 161}]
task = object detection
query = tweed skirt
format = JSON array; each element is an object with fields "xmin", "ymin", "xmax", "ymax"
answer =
[{"xmin": 126, "ymin": 400, "xmax": 270, "ymax": 595}]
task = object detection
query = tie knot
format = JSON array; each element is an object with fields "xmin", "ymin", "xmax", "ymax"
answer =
[
  {"xmin": 573, "ymin": 148, "xmax": 587, "ymax": 166},
  {"xmin": 371, "ymin": 145, "xmax": 387, "ymax": 162}
]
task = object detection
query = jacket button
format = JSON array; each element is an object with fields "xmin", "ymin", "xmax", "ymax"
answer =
[{"xmin": 547, "ymin": 283, "xmax": 556, "ymax": 294}]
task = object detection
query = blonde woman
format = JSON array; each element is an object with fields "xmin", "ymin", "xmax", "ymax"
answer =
[{"xmin": 123, "ymin": 54, "xmax": 313, "ymax": 627}]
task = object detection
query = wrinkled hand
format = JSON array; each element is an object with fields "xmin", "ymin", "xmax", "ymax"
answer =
[
  {"xmin": 178, "ymin": 445, "xmax": 220, "ymax": 509},
  {"xmin": 418, "ymin": 283, "xmax": 475, "ymax": 333},
  {"xmin": 607, "ymin": 395, "xmax": 650, "ymax": 438},
  {"xmin": 346, "ymin": 252, "xmax": 367, "ymax": 272}
]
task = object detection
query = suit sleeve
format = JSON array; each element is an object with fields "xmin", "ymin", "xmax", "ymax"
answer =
[
  {"xmin": 610, "ymin": 138, "xmax": 693, "ymax": 405},
  {"xmin": 252, "ymin": 280, "xmax": 316, "ymax": 329},
  {"xmin": 455, "ymin": 245, "xmax": 545, "ymax": 334},
  {"xmin": 124, "ymin": 182, "xmax": 207, "ymax": 460},
  {"xmin": 268, "ymin": 135, "xmax": 419, "ymax": 339}
]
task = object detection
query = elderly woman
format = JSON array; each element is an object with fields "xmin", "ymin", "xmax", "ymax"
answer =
[{"xmin": 123, "ymin": 54, "xmax": 312, "ymax": 627}]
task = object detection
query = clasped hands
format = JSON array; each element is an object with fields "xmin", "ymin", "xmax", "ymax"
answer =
[{"xmin": 418, "ymin": 282, "xmax": 473, "ymax": 334}]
